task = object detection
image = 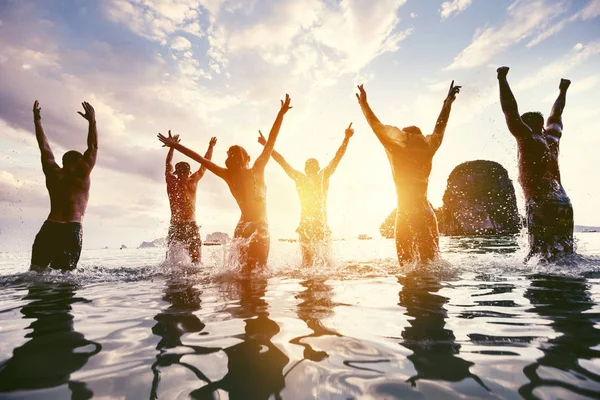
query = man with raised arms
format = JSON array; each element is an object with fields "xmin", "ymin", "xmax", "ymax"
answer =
[
  {"xmin": 356, "ymin": 82, "xmax": 460, "ymax": 264},
  {"xmin": 30, "ymin": 100, "xmax": 98, "ymax": 271},
  {"xmin": 257, "ymin": 123, "xmax": 354, "ymax": 266},
  {"xmin": 158, "ymin": 94, "xmax": 292, "ymax": 271},
  {"xmin": 497, "ymin": 66, "xmax": 573, "ymax": 262},
  {"xmin": 164, "ymin": 132, "xmax": 217, "ymax": 264}
]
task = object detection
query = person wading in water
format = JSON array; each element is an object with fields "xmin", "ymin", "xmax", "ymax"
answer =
[
  {"xmin": 356, "ymin": 82, "xmax": 460, "ymax": 264},
  {"xmin": 30, "ymin": 100, "xmax": 98, "ymax": 271},
  {"xmin": 497, "ymin": 66, "xmax": 573, "ymax": 262},
  {"xmin": 158, "ymin": 94, "xmax": 292, "ymax": 272},
  {"xmin": 257, "ymin": 123, "xmax": 354, "ymax": 266},
  {"xmin": 164, "ymin": 132, "xmax": 217, "ymax": 264}
]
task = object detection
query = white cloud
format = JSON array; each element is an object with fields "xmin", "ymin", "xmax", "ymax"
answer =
[
  {"xmin": 440, "ymin": 0, "xmax": 473, "ymax": 20},
  {"xmin": 447, "ymin": 0, "xmax": 567, "ymax": 70},
  {"xmin": 170, "ymin": 35, "xmax": 192, "ymax": 51},
  {"xmin": 527, "ymin": 0, "xmax": 600, "ymax": 47}
]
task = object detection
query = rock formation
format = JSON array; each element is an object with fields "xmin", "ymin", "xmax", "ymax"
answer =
[
  {"xmin": 380, "ymin": 160, "xmax": 521, "ymax": 237},
  {"xmin": 205, "ymin": 232, "xmax": 230, "ymax": 244}
]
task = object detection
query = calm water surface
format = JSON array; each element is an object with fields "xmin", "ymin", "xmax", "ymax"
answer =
[{"xmin": 1, "ymin": 234, "xmax": 600, "ymax": 399}]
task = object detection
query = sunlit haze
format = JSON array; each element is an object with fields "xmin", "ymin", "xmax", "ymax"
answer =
[{"xmin": 1, "ymin": 0, "xmax": 599, "ymax": 251}]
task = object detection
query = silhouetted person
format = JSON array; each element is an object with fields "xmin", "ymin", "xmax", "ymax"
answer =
[
  {"xmin": 398, "ymin": 272, "xmax": 487, "ymax": 391},
  {"xmin": 257, "ymin": 123, "xmax": 354, "ymax": 266},
  {"xmin": 158, "ymin": 94, "xmax": 292, "ymax": 272},
  {"xmin": 356, "ymin": 82, "xmax": 460, "ymax": 264},
  {"xmin": 497, "ymin": 67, "xmax": 573, "ymax": 263},
  {"xmin": 164, "ymin": 132, "xmax": 217, "ymax": 264},
  {"xmin": 519, "ymin": 275, "xmax": 600, "ymax": 398},
  {"xmin": 30, "ymin": 101, "xmax": 98, "ymax": 271},
  {"xmin": 0, "ymin": 281, "xmax": 100, "ymax": 398},
  {"xmin": 191, "ymin": 278, "xmax": 289, "ymax": 399}
]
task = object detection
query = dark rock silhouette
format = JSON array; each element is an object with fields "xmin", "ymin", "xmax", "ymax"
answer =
[{"xmin": 380, "ymin": 160, "xmax": 521, "ymax": 237}]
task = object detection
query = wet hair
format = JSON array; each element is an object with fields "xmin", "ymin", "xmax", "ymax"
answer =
[
  {"xmin": 304, "ymin": 158, "xmax": 320, "ymax": 175},
  {"xmin": 521, "ymin": 112, "xmax": 545, "ymax": 132},
  {"xmin": 62, "ymin": 150, "xmax": 82, "ymax": 167},
  {"xmin": 225, "ymin": 145, "xmax": 250, "ymax": 169},
  {"xmin": 174, "ymin": 161, "xmax": 191, "ymax": 176},
  {"xmin": 402, "ymin": 126, "xmax": 423, "ymax": 136}
]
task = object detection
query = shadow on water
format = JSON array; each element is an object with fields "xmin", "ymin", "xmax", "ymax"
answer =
[
  {"xmin": 190, "ymin": 277, "xmax": 289, "ymax": 400},
  {"xmin": 398, "ymin": 271, "xmax": 489, "ymax": 390},
  {"xmin": 150, "ymin": 278, "xmax": 220, "ymax": 400},
  {"xmin": 0, "ymin": 281, "xmax": 100, "ymax": 399},
  {"xmin": 519, "ymin": 274, "xmax": 600, "ymax": 399}
]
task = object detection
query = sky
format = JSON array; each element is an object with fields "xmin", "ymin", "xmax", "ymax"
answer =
[{"xmin": 0, "ymin": 0, "xmax": 599, "ymax": 251}]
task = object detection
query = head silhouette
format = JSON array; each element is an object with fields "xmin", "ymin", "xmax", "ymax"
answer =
[
  {"xmin": 521, "ymin": 112, "xmax": 545, "ymax": 134},
  {"xmin": 62, "ymin": 151, "xmax": 82, "ymax": 169},
  {"xmin": 174, "ymin": 162, "xmax": 191, "ymax": 178},
  {"xmin": 402, "ymin": 126, "xmax": 423, "ymax": 137},
  {"xmin": 225, "ymin": 145, "xmax": 250, "ymax": 170},
  {"xmin": 304, "ymin": 158, "xmax": 320, "ymax": 176}
]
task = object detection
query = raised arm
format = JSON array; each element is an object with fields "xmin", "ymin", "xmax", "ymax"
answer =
[
  {"xmin": 546, "ymin": 78, "xmax": 570, "ymax": 137},
  {"xmin": 427, "ymin": 81, "xmax": 461, "ymax": 152},
  {"xmin": 191, "ymin": 136, "xmax": 217, "ymax": 182},
  {"xmin": 323, "ymin": 123, "xmax": 353, "ymax": 178},
  {"xmin": 158, "ymin": 133, "xmax": 227, "ymax": 180},
  {"xmin": 164, "ymin": 130, "xmax": 180, "ymax": 180},
  {"xmin": 497, "ymin": 67, "xmax": 532, "ymax": 138},
  {"xmin": 356, "ymin": 85, "xmax": 397, "ymax": 149},
  {"xmin": 78, "ymin": 101, "xmax": 98, "ymax": 175},
  {"xmin": 257, "ymin": 130, "xmax": 303, "ymax": 181},
  {"xmin": 33, "ymin": 101, "xmax": 59, "ymax": 174},
  {"xmin": 253, "ymin": 94, "xmax": 292, "ymax": 172}
]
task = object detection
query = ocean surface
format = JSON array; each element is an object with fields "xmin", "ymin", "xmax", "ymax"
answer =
[{"xmin": 1, "ymin": 233, "xmax": 600, "ymax": 399}]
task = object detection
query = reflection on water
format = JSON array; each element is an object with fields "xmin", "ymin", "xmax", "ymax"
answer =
[
  {"xmin": 0, "ymin": 281, "xmax": 101, "ymax": 398},
  {"xmin": 1, "ymin": 236, "xmax": 600, "ymax": 398},
  {"xmin": 191, "ymin": 278, "xmax": 289, "ymax": 399},
  {"xmin": 398, "ymin": 272, "xmax": 489, "ymax": 390},
  {"xmin": 290, "ymin": 278, "xmax": 340, "ymax": 363},
  {"xmin": 520, "ymin": 274, "xmax": 600, "ymax": 399},
  {"xmin": 150, "ymin": 279, "xmax": 219, "ymax": 399}
]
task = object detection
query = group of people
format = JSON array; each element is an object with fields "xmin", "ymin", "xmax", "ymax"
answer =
[{"xmin": 28, "ymin": 66, "xmax": 575, "ymax": 272}]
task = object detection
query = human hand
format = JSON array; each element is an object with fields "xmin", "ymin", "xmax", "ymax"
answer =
[
  {"xmin": 209, "ymin": 136, "xmax": 217, "ymax": 147},
  {"xmin": 559, "ymin": 78, "xmax": 571, "ymax": 92},
  {"xmin": 355, "ymin": 84, "xmax": 367, "ymax": 106},
  {"xmin": 158, "ymin": 130, "xmax": 180, "ymax": 147},
  {"xmin": 77, "ymin": 101, "xmax": 96, "ymax": 123},
  {"xmin": 497, "ymin": 66, "xmax": 509, "ymax": 79},
  {"xmin": 33, "ymin": 100, "xmax": 41, "ymax": 121},
  {"xmin": 279, "ymin": 94, "xmax": 292, "ymax": 114},
  {"xmin": 345, "ymin": 122, "xmax": 354, "ymax": 138},
  {"xmin": 257, "ymin": 130, "xmax": 266, "ymax": 146},
  {"xmin": 445, "ymin": 80, "xmax": 462, "ymax": 103}
]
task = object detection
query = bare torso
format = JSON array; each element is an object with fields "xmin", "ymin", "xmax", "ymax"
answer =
[
  {"xmin": 167, "ymin": 176, "xmax": 199, "ymax": 223},
  {"xmin": 45, "ymin": 167, "xmax": 91, "ymax": 223},
  {"xmin": 295, "ymin": 174, "xmax": 329, "ymax": 222},
  {"xmin": 516, "ymin": 129, "xmax": 566, "ymax": 200},
  {"xmin": 226, "ymin": 167, "xmax": 268, "ymax": 224},
  {"xmin": 386, "ymin": 136, "xmax": 434, "ymax": 207}
]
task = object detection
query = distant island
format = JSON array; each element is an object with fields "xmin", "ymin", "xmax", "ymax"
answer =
[{"xmin": 138, "ymin": 232, "xmax": 231, "ymax": 248}]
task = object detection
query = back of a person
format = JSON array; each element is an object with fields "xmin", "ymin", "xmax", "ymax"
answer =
[
  {"xmin": 167, "ymin": 178, "xmax": 197, "ymax": 222},
  {"xmin": 388, "ymin": 143, "xmax": 434, "ymax": 206},
  {"xmin": 296, "ymin": 174, "xmax": 328, "ymax": 222},
  {"xmin": 516, "ymin": 133, "xmax": 566, "ymax": 200},
  {"xmin": 228, "ymin": 167, "xmax": 268, "ymax": 223},
  {"xmin": 46, "ymin": 167, "xmax": 90, "ymax": 223}
]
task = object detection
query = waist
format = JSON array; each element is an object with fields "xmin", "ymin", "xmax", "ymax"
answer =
[
  {"xmin": 46, "ymin": 218, "xmax": 83, "ymax": 226},
  {"xmin": 169, "ymin": 220, "xmax": 199, "ymax": 228}
]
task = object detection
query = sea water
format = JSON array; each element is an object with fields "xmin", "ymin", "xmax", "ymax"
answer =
[{"xmin": 1, "ymin": 233, "xmax": 600, "ymax": 399}]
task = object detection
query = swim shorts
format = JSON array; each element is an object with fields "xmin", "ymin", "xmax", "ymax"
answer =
[
  {"xmin": 31, "ymin": 220, "xmax": 83, "ymax": 271},
  {"xmin": 526, "ymin": 197, "xmax": 574, "ymax": 261}
]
